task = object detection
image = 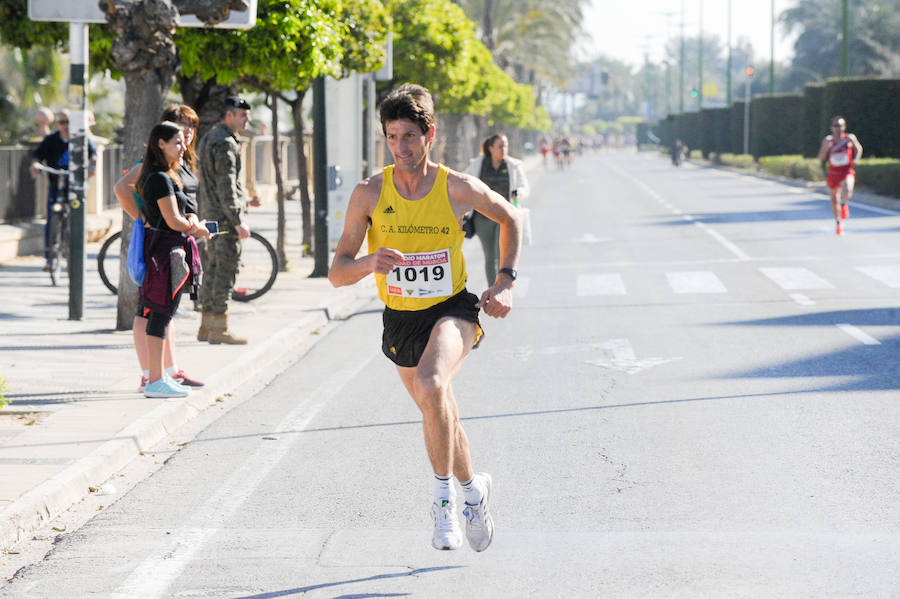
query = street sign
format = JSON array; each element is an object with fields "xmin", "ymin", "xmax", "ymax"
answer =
[
  {"xmin": 703, "ymin": 83, "xmax": 718, "ymax": 97},
  {"xmin": 28, "ymin": 0, "xmax": 258, "ymax": 28}
]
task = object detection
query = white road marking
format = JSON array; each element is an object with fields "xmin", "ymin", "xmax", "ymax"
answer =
[
  {"xmin": 577, "ymin": 233, "xmax": 611, "ymax": 243},
  {"xmin": 577, "ymin": 273, "xmax": 626, "ymax": 296},
  {"xmin": 760, "ymin": 267, "xmax": 834, "ymax": 290},
  {"xmin": 111, "ymin": 353, "xmax": 377, "ymax": 599},
  {"xmin": 603, "ymin": 161, "xmax": 751, "ymax": 261},
  {"xmin": 666, "ymin": 271, "xmax": 727, "ymax": 294},
  {"xmin": 582, "ymin": 338, "xmax": 681, "ymax": 374},
  {"xmin": 836, "ymin": 324, "xmax": 881, "ymax": 346},
  {"xmin": 789, "ymin": 293, "xmax": 816, "ymax": 306},
  {"xmin": 856, "ymin": 265, "xmax": 900, "ymax": 288}
]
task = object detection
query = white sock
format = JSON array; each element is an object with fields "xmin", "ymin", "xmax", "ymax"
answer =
[
  {"xmin": 165, "ymin": 365, "xmax": 178, "ymax": 377},
  {"xmin": 434, "ymin": 473, "xmax": 455, "ymax": 504},
  {"xmin": 460, "ymin": 476, "xmax": 483, "ymax": 506},
  {"xmin": 141, "ymin": 369, "xmax": 149, "ymax": 379}
]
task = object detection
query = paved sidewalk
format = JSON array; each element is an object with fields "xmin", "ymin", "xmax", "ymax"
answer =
[{"xmin": 0, "ymin": 201, "xmax": 378, "ymax": 552}]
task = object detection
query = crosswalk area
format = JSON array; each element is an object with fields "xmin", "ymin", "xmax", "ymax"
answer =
[{"xmin": 512, "ymin": 263, "xmax": 900, "ymax": 304}]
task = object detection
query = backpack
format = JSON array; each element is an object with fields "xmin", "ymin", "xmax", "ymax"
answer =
[{"xmin": 126, "ymin": 217, "xmax": 146, "ymax": 285}]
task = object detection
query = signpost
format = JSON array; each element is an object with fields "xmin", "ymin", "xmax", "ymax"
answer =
[{"xmin": 28, "ymin": 0, "xmax": 257, "ymax": 319}]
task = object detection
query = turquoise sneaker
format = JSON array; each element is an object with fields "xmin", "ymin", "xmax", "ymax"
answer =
[
  {"xmin": 163, "ymin": 374, "xmax": 191, "ymax": 393},
  {"xmin": 144, "ymin": 377, "xmax": 189, "ymax": 398}
]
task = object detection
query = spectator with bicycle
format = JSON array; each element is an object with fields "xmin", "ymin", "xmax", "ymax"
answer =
[
  {"xmin": 113, "ymin": 105, "xmax": 206, "ymax": 392},
  {"xmin": 29, "ymin": 109, "xmax": 96, "ymax": 271},
  {"xmin": 196, "ymin": 96, "xmax": 261, "ymax": 345},
  {"xmin": 135, "ymin": 121, "xmax": 211, "ymax": 398}
]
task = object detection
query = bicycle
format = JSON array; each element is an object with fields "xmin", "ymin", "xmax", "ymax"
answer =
[
  {"xmin": 35, "ymin": 164, "xmax": 71, "ymax": 286},
  {"xmin": 98, "ymin": 228, "xmax": 278, "ymax": 302}
]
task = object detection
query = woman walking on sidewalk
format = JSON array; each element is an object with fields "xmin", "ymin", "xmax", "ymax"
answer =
[
  {"xmin": 463, "ymin": 133, "xmax": 529, "ymax": 284},
  {"xmin": 135, "ymin": 121, "xmax": 211, "ymax": 398},
  {"xmin": 114, "ymin": 106, "xmax": 206, "ymax": 392}
]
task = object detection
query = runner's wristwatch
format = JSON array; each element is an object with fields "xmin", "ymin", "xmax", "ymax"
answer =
[{"xmin": 499, "ymin": 268, "xmax": 517, "ymax": 281}]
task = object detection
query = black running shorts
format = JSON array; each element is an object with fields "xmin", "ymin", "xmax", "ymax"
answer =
[{"xmin": 382, "ymin": 289, "xmax": 484, "ymax": 367}]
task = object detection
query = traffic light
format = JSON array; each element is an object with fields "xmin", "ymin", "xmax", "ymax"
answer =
[
  {"xmin": 746, "ymin": 66, "xmax": 755, "ymax": 76},
  {"xmin": 690, "ymin": 88, "xmax": 698, "ymax": 98}
]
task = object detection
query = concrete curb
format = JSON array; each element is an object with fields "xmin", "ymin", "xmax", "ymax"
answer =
[{"xmin": 0, "ymin": 292, "xmax": 375, "ymax": 552}]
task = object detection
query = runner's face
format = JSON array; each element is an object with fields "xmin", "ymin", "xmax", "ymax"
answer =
[
  {"xmin": 159, "ymin": 131, "xmax": 185, "ymax": 166},
  {"xmin": 385, "ymin": 119, "xmax": 432, "ymax": 172},
  {"xmin": 831, "ymin": 120, "xmax": 846, "ymax": 134}
]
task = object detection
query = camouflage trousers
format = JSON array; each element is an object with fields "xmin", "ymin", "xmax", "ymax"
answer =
[{"xmin": 199, "ymin": 230, "xmax": 241, "ymax": 315}]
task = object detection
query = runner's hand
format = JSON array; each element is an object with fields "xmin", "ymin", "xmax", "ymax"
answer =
[
  {"xmin": 477, "ymin": 284, "xmax": 513, "ymax": 318},
  {"xmin": 372, "ymin": 247, "xmax": 405, "ymax": 275}
]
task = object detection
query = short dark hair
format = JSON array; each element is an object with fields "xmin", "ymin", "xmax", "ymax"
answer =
[
  {"xmin": 379, "ymin": 83, "xmax": 435, "ymax": 135},
  {"xmin": 831, "ymin": 116, "xmax": 846, "ymax": 126},
  {"xmin": 222, "ymin": 96, "xmax": 251, "ymax": 118}
]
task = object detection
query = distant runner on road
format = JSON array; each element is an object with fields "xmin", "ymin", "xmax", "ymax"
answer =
[
  {"xmin": 328, "ymin": 83, "xmax": 522, "ymax": 553},
  {"xmin": 818, "ymin": 116, "xmax": 863, "ymax": 235}
]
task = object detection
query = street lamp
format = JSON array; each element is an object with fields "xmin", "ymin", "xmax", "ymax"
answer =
[
  {"xmin": 698, "ymin": 0, "xmax": 703, "ymax": 110},
  {"xmin": 841, "ymin": 0, "xmax": 849, "ymax": 76},
  {"xmin": 744, "ymin": 66, "xmax": 753, "ymax": 155},
  {"xmin": 769, "ymin": 0, "xmax": 775, "ymax": 93},
  {"xmin": 726, "ymin": 0, "xmax": 732, "ymax": 105}
]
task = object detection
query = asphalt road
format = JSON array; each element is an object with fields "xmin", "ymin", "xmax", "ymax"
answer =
[{"xmin": 3, "ymin": 150, "xmax": 899, "ymax": 597}]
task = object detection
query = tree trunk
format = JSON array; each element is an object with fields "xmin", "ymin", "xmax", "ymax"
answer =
[
  {"xmin": 288, "ymin": 91, "xmax": 312, "ymax": 255},
  {"xmin": 268, "ymin": 94, "xmax": 288, "ymax": 271},
  {"xmin": 102, "ymin": 0, "xmax": 180, "ymax": 330}
]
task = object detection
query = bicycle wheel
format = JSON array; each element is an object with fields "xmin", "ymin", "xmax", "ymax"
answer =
[
  {"xmin": 232, "ymin": 230, "xmax": 278, "ymax": 301},
  {"xmin": 97, "ymin": 230, "xmax": 122, "ymax": 295}
]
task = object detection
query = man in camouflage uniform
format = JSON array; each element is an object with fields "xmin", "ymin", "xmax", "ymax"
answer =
[{"xmin": 196, "ymin": 96, "xmax": 260, "ymax": 344}]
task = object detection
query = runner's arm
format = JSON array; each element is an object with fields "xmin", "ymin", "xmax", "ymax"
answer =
[
  {"xmin": 328, "ymin": 178, "xmax": 403, "ymax": 287},
  {"xmin": 849, "ymin": 134, "xmax": 863, "ymax": 160},
  {"xmin": 817, "ymin": 136, "xmax": 832, "ymax": 162}
]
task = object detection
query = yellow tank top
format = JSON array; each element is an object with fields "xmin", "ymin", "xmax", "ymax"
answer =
[{"xmin": 368, "ymin": 164, "xmax": 467, "ymax": 310}]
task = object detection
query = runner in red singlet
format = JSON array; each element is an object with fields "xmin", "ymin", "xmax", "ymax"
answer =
[{"xmin": 817, "ymin": 116, "xmax": 863, "ymax": 235}]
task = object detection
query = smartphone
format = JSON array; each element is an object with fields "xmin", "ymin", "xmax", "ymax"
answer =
[{"xmin": 204, "ymin": 221, "xmax": 219, "ymax": 234}]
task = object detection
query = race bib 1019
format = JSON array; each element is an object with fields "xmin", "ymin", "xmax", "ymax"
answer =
[{"xmin": 387, "ymin": 248, "xmax": 453, "ymax": 299}]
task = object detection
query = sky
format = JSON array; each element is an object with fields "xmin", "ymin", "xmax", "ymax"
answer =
[{"xmin": 582, "ymin": 0, "xmax": 800, "ymax": 68}]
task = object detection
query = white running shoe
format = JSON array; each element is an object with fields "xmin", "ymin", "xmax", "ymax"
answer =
[
  {"xmin": 462, "ymin": 472, "xmax": 494, "ymax": 552},
  {"xmin": 431, "ymin": 498, "xmax": 463, "ymax": 550}
]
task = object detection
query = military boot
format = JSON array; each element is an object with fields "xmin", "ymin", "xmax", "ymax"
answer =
[
  {"xmin": 207, "ymin": 314, "xmax": 248, "ymax": 345},
  {"xmin": 197, "ymin": 312, "xmax": 214, "ymax": 342}
]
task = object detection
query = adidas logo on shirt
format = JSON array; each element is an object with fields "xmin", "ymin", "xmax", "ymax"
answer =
[{"xmin": 383, "ymin": 205, "xmax": 395, "ymax": 214}]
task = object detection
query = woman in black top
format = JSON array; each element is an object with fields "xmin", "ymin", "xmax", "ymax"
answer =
[
  {"xmin": 135, "ymin": 121, "xmax": 211, "ymax": 398},
  {"xmin": 113, "ymin": 105, "xmax": 205, "ymax": 392}
]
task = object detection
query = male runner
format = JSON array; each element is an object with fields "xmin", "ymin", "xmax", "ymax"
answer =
[
  {"xmin": 328, "ymin": 83, "xmax": 522, "ymax": 552},
  {"xmin": 817, "ymin": 116, "xmax": 863, "ymax": 235}
]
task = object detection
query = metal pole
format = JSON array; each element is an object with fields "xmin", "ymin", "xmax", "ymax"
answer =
[
  {"xmin": 769, "ymin": 0, "xmax": 775, "ymax": 93},
  {"xmin": 68, "ymin": 22, "xmax": 88, "ymax": 320},
  {"xmin": 743, "ymin": 76, "xmax": 751, "ymax": 155},
  {"xmin": 841, "ymin": 0, "xmax": 849, "ymax": 76},
  {"xmin": 698, "ymin": 0, "xmax": 703, "ymax": 110},
  {"xmin": 726, "ymin": 0, "xmax": 732, "ymax": 105},
  {"xmin": 311, "ymin": 76, "xmax": 329, "ymax": 277},
  {"xmin": 365, "ymin": 73, "xmax": 376, "ymax": 177},
  {"xmin": 679, "ymin": 0, "xmax": 685, "ymax": 113}
]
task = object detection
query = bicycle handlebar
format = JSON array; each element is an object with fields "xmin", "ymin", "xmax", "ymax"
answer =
[{"xmin": 34, "ymin": 164, "xmax": 70, "ymax": 177}]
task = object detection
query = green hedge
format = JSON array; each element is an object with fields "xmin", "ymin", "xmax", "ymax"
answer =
[
  {"xmin": 730, "ymin": 100, "xmax": 748, "ymax": 155},
  {"xmin": 711, "ymin": 107, "xmax": 731, "ymax": 156},
  {"xmin": 855, "ymin": 158, "xmax": 900, "ymax": 197},
  {"xmin": 822, "ymin": 78, "xmax": 900, "ymax": 158},
  {"xmin": 758, "ymin": 155, "xmax": 824, "ymax": 182},
  {"xmin": 699, "ymin": 109, "xmax": 715, "ymax": 158},
  {"xmin": 801, "ymin": 83, "xmax": 825, "ymax": 158},
  {"xmin": 717, "ymin": 153, "xmax": 756, "ymax": 169},
  {"xmin": 750, "ymin": 93, "xmax": 803, "ymax": 158}
]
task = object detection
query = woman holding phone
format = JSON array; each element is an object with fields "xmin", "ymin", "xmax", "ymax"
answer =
[
  {"xmin": 114, "ymin": 105, "xmax": 207, "ymax": 392},
  {"xmin": 135, "ymin": 121, "xmax": 211, "ymax": 398}
]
